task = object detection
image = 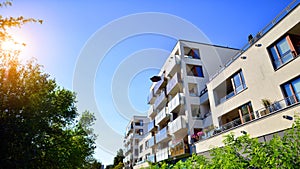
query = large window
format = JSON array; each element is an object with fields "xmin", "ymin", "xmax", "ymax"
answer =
[
  {"xmin": 232, "ymin": 70, "xmax": 246, "ymax": 94},
  {"xmin": 186, "ymin": 64, "xmax": 204, "ymax": 77},
  {"xmin": 282, "ymin": 76, "xmax": 300, "ymax": 105},
  {"xmin": 268, "ymin": 35, "xmax": 298, "ymax": 69}
]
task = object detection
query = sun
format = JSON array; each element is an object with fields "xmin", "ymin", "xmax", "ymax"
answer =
[{"xmin": 0, "ymin": 39, "xmax": 25, "ymax": 52}]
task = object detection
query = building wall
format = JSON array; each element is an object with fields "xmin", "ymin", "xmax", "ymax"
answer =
[{"xmin": 207, "ymin": 5, "xmax": 300, "ymax": 127}]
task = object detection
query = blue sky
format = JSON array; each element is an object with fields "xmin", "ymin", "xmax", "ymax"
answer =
[{"xmin": 2, "ymin": 0, "xmax": 292, "ymax": 165}]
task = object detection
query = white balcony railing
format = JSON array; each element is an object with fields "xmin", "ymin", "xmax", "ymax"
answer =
[
  {"xmin": 165, "ymin": 55, "xmax": 181, "ymax": 76},
  {"xmin": 154, "ymin": 91, "xmax": 167, "ymax": 110},
  {"xmin": 155, "ymin": 108, "xmax": 169, "ymax": 125},
  {"xmin": 147, "ymin": 89, "xmax": 156, "ymax": 104},
  {"xmin": 156, "ymin": 147, "xmax": 169, "ymax": 162},
  {"xmin": 168, "ymin": 116, "xmax": 187, "ymax": 135},
  {"xmin": 147, "ymin": 105, "xmax": 156, "ymax": 117},
  {"xmin": 154, "ymin": 74, "xmax": 166, "ymax": 94},
  {"xmin": 168, "ymin": 93, "xmax": 184, "ymax": 114},
  {"xmin": 166, "ymin": 73, "xmax": 182, "ymax": 95},
  {"xmin": 155, "ymin": 126, "xmax": 169, "ymax": 143}
]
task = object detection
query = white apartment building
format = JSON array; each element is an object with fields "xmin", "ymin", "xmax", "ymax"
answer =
[
  {"xmin": 123, "ymin": 116, "xmax": 149, "ymax": 168},
  {"xmin": 146, "ymin": 40, "xmax": 239, "ymax": 164},
  {"xmin": 128, "ymin": 1, "xmax": 300, "ymax": 168}
]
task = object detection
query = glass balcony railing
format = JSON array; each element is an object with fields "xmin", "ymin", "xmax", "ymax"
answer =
[
  {"xmin": 147, "ymin": 154, "xmax": 155, "ymax": 163},
  {"xmin": 148, "ymin": 136, "xmax": 155, "ymax": 147},
  {"xmin": 168, "ymin": 116, "xmax": 187, "ymax": 134},
  {"xmin": 256, "ymin": 92, "xmax": 300, "ymax": 118},
  {"xmin": 154, "ymin": 91, "xmax": 166, "ymax": 110},
  {"xmin": 148, "ymin": 120, "xmax": 155, "ymax": 132},
  {"xmin": 166, "ymin": 73, "xmax": 182, "ymax": 95},
  {"xmin": 168, "ymin": 93, "xmax": 184, "ymax": 113},
  {"xmin": 155, "ymin": 126, "xmax": 169, "ymax": 143},
  {"xmin": 155, "ymin": 108, "xmax": 169, "ymax": 125}
]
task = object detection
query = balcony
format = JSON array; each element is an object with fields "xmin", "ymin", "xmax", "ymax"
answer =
[
  {"xmin": 147, "ymin": 89, "xmax": 156, "ymax": 104},
  {"xmin": 155, "ymin": 126, "xmax": 169, "ymax": 143},
  {"xmin": 156, "ymin": 147, "xmax": 169, "ymax": 162},
  {"xmin": 154, "ymin": 91, "xmax": 167, "ymax": 110},
  {"xmin": 256, "ymin": 92, "xmax": 300, "ymax": 118},
  {"xmin": 153, "ymin": 74, "xmax": 167, "ymax": 95},
  {"xmin": 147, "ymin": 154, "xmax": 156, "ymax": 163},
  {"xmin": 148, "ymin": 120, "xmax": 156, "ymax": 132},
  {"xmin": 166, "ymin": 73, "xmax": 182, "ymax": 95},
  {"xmin": 167, "ymin": 93, "xmax": 184, "ymax": 114},
  {"xmin": 147, "ymin": 105, "xmax": 156, "ymax": 118},
  {"xmin": 165, "ymin": 55, "xmax": 181, "ymax": 77},
  {"xmin": 155, "ymin": 108, "xmax": 170, "ymax": 125},
  {"xmin": 148, "ymin": 136, "xmax": 155, "ymax": 148},
  {"xmin": 170, "ymin": 141, "xmax": 189, "ymax": 157},
  {"xmin": 168, "ymin": 116, "xmax": 187, "ymax": 135}
]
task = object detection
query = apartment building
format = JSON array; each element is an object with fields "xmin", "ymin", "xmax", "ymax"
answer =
[
  {"xmin": 129, "ymin": 1, "xmax": 300, "ymax": 168},
  {"xmin": 195, "ymin": 0, "xmax": 300, "ymax": 154},
  {"xmin": 123, "ymin": 116, "xmax": 149, "ymax": 168}
]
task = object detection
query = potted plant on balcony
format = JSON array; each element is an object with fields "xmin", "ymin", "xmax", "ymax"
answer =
[{"xmin": 261, "ymin": 99, "xmax": 271, "ymax": 116}]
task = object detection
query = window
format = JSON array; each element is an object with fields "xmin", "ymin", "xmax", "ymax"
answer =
[
  {"xmin": 282, "ymin": 76, "xmax": 300, "ymax": 105},
  {"xmin": 188, "ymin": 83, "xmax": 198, "ymax": 96},
  {"xmin": 268, "ymin": 35, "xmax": 297, "ymax": 69},
  {"xmin": 232, "ymin": 70, "xmax": 246, "ymax": 94},
  {"xmin": 186, "ymin": 64, "xmax": 204, "ymax": 77},
  {"xmin": 184, "ymin": 47, "xmax": 200, "ymax": 59}
]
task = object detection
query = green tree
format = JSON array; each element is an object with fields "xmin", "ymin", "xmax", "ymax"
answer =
[
  {"xmin": 112, "ymin": 148, "xmax": 125, "ymax": 168},
  {"xmin": 0, "ymin": 1, "xmax": 98, "ymax": 168}
]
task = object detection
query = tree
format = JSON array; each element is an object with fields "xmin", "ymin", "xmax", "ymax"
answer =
[
  {"xmin": 0, "ymin": 1, "xmax": 97, "ymax": 168},
  {"xmin": 112, "ymin": 149, "xmax": 125, "ymax": 169}
]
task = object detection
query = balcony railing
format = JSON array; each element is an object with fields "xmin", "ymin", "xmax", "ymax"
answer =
[
  {"xmin": 148, "ymin": 136, "xmax": 155, "ymax": 148},
  {"xmin": 256, "ymin": 93, "xmax": 300, "ymax": 118},
  {"xmin": 147, "ymin": 154, "xmax": 156, "ymax": 163},
  {"xmin": 147, "ymin": 105, "xmax": 156, "ymax": 117},
  {"xmin": 148, "ymin": 120, "xmax": 155, "ymax": 132},
  {"xmin": 154, "ymin": 91, "xmax": 167, "ymax": 110},
  {"xmin": 209, "ymin": 0, "xmax": 300, "ymax": 82},
  {"xmin": 167, "ymin": 93, "xmax": 184, "ymax": 114},
  {"xmin": 147, "ymin": 89, "xmax": 156, "ymax": 104},
  {"xmin": 155, "ymin": 108, "xmax": 169, "ymax": 125},
  {"xmin": 154, "ymin": 74, "xmax": 167, "ymax": 94},
  {"xmin": 168, "ymin": 116, "xmax": 187, "ymax": 135},
  {"xmin": 165, "ymin": 55, "xmax": 181, "ymax": 76},
  {"xmin": 155, "ymin": 126, "xmax": 169, "ymax": 143},
  {"xmin": 166, "ymin": 73, "xmax": 182, "ymax": 95},
  {"xmin": 156, "ymin": 147, "xmax": 169, "ymax": 162}
]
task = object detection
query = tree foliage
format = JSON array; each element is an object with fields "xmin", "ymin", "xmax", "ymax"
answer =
[
  {"xmin": 148, "ymin": 116, "xmax": 300, "ymax": 169},
  {"xmin": 0, "ymin": 1, "xmax": 98, "ymax": 168},
  {"xmin": 112, "ymin": 149, "xmax": 125, "ymax": 169}
]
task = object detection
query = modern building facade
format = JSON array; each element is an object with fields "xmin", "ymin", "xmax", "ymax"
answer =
[
  {"xmin": 126, "ymin": 1, "xmax": 300, "ymax": 168},
  {"xmin": 195, "ymin": 0, "xmax": 300, "ymax": 154}
]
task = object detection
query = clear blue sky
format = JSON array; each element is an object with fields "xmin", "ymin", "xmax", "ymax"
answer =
[{"xmin": 2, "ymin": 0, "xmax": 292, "ymax": 165}]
